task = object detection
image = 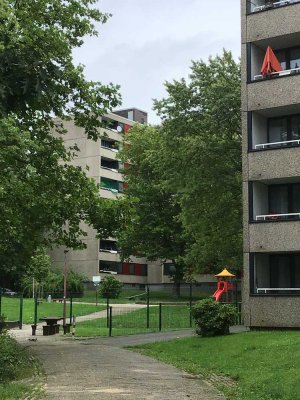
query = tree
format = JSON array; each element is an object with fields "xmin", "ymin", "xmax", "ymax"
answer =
[
  {"xmin": 99, "ymin": 276, "xmax": 123, "ymax": 299},
  {"xmin": 0, "ymin": 1, "xmax": 121, "ymax": 281},
  {"xmin": 21, "ymin": 247, "xmax": 51, "ymax": 298},
  {"xmin": 154, "ymin": 50, "xmax": 242, "ymax": 274},
  {"xmin": 117, "ymin": 124, "xmax": 187, "ymax": 295}
]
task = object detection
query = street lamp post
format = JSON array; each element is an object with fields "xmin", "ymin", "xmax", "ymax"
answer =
[{"xmin": 63, "ymin": 249, "xmax": 69, "ymax": 333}]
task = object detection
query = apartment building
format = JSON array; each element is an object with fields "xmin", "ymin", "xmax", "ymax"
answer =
[
  {"xmin": 242, "ymin": 0, "xmax": 300, "ymax": 327},
  {"xmin": 50, "ymin": 109, "xmax": 173, "ymax": 287}
]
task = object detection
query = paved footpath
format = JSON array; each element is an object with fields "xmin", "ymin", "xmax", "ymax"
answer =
[{"xmin": 14, "ymin": 330, "xmax": 226, "ymax": 400}]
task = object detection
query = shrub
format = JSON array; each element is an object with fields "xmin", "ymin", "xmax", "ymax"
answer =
[
  {"xmin": 0, "ymin": 315, "xmax": 6, "ymax": 335},
  {"xmin": 99, "ymin": 276, "xmax": 123, "ymax": 299},
  {"xmin": 0, "ymin": 334, "xmax": 31, "ymax": 383},
  {"xmin": 191, "ymin": 297, "xmax": 236, "ymax": 337}
]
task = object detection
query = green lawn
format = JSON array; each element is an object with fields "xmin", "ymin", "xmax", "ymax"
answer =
[
  {"xmin": 75, "ymin": 305, "xmax": 192, "ymax": 336},
  {"xmin": 74, "ymin": 289, "xmax": 208, "ymax": 304},
  {"xmin": 130, "ymin": 331, "xmax": 300, "ymax": 400},
  {"xmin": 0, "ymin": 297, "xmax": 105, "ymax": 324}
]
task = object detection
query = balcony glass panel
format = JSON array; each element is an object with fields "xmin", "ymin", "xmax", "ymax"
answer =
[
  {"xmin": 249, "ymin": 0, "xmax": 300, "ymax": 14},
  {"xmin": 252, "ymin": 253, "xmax": 300, "ymax": 295},
  {"xmin": 252, "ymin": 113, "xmax": 300, "ymax": 150},
  {"xmin": 251, "ymin": 45, "xmax": 300, "ymax": 81},
  {"xmin": 252, "ymin": 182, "xmax": 300, "ymax": 221},
  {"xmin": 291, "ymin": 116, "xmax": 300, "ymax": 139}
]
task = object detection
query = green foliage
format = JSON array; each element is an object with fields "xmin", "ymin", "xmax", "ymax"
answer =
[
  {"xmin": 0, "ymin": 334, "xmax": 32, "ymax": 383},
  {"xmin": 22, "ymin": 269, "xmax": 86, "ymax": 297},
  {"xmin": 0, "ymin": 1, "xmax": 121, "ymax": 279},
  {"xmin": 118, "ymin": 124, "xmax": 187, "ymax": 286},
  {"xmin": 99, "ymin": 276, "xmax": 123, "ymax": 299},
  {"xmin": 0, "ymin": 315, "xmax": 6, "ymax": 335},
  {"xmin": 154, "ymin": 50, "xmax": 242, "ymax": 273},
  {"xmin": 44, "ymin": 269, "xmax": 85, "ymax": 296},
  {"xmin": 191, "ymin": 298, "xmax": 236, "ymax": 337}
]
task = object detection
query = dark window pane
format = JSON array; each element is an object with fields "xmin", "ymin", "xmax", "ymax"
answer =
[
  {"xmin": 275, "ymin": 50, "xmax": 287, "ymax": 70},
  {"xmin": 292, "ymin": 184, "xmax": 300, "ymax": 213},
  {"xmin": 269, "ymin": 185, "xmax": 288, "ymax": 214},
  {"xmin": 268, "ymin": 118, "xmax": 288, "ymax": 143},
  {"xmin": 290, "ymin": 116, "xmax": 300, "ymax": 140},
  {"xmin": 129, "ymin": 264, "xmax": 135, "ymax": 275},
  {"xmin": 290, "ymin": 48, "xmax": 300, "ymax": 69}
]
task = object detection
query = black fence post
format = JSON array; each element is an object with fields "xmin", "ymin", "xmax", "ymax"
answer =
[
  {"xmin": 34, "ymin": 295, "xmax": 38, "ymax": 326},
  {"xmin": 234, "ymin": 280, "xmax": 239, "ymax": 324},
  {"xmin": 69, "ymin": 293, "xmax": 73, "ymax": 325},
  {"xmin": 146, "ymin": 286, "xmax": 150, "ymax": 329},
  {"xmin": 31, "ymin": 295, "xmax": 38, "ymax": 336},
  {"xmin": 19, "ymin": 295, "xmax": 23, "ymax": 330},
  {"xmin": 189, "ymin": 283, "xmax": 193, "ymax": 328},
  {"xmin": 0, "ymin": 294, "xmax": 2, "ymax": 316},
  {"xmin": 106, "ymin": 298, "xmax": 110, "ymax": 328},
  {"xmin": 109, "ymin": 306, "xmax": 112, "ymax": 337},
  {"xmin": 159, "ymin": 303, "xmax": 162, "ymax": 332}
]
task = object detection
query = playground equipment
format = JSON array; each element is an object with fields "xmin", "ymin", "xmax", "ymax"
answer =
[{"xmin": 213, "ymin": 268, "xmax": 235, "ymax": 302}]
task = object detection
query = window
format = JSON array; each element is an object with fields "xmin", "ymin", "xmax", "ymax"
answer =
[
  {"xmin": 269, "ymin": 183, "xmax": 300, "ymax": 217},
  {"xmin": 163, "ymin": 263, "xmax": 176, "ymax": 276},
  {"xmin": 101, "ymin": 158, "xmax": 119, "ymax": 171},
  {"xmin": 100, "ymin": 177, "xmax": 122, "ymax": 193},
  {"xmin": 99, "ymin": 261, "xmax": 122, "ymax": 274},
  {"xmin": 268, "ymin": 118, "xmax": 288, "ymax": 144},
  {"xmin": 102, "ymin": 118, "xmax": 124, "ymax": 133},
  {"xmin": 252, "ymin": 253, "xmax": 300, "ymax": 295},
  {"xmin": 99, "ymin": 240, "xmax": 118, "ymax": 252},
  {"xmin": 274, "ymin": 47, "xmax": 300, "ymax": 71},
  {"xmin": 101, "ymin": 139, "xmax": 118, "ymax": 150}
]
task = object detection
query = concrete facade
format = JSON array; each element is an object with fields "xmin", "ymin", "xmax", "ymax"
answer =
[
  {"xmin": 50, "ymin": 109, "xmax": 172, "ymax": 286},
  {"xmin": 242, "ymin": 0, "xmax": 300, "ymax": 328}
]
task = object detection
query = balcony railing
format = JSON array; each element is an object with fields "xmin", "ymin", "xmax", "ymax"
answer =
[
  {"xmin": 251, "ymin": 0, "xmax": 300, "ymax": 13},
  {"xmin": 255, "ymin": 138, "xmax": 300, "ymax": 149},
  {"xmin": 257, "ymin": 287, "xmax": 300, "ymax": 293},
  {"xmin": 256, "ymin": 212, "xmax": 300, "ymax": 220},
  {"xmin": 101, "ymin": 145, "xmax": 118, "ymax": 153},
  {"xmin": 253, "ymin": 67, "xmax": 300, "ymax": 81}
]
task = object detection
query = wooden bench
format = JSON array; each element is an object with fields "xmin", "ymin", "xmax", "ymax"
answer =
[{"xmin": 52, "ymin": 298, "xmax": 64, "ymax": 303}]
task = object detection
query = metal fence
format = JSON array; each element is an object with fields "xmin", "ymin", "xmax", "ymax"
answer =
[{"xmin": 0, "ymin": 293, "xmax": 23, "ymax": 329}]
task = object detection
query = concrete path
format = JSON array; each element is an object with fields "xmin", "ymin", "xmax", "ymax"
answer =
[
  {"xmin": 11, "ymin": 304, "xmax": 247, "ymax": 400},
  {"xmin": 19, "ymin": 331, "xmax": 225, "ymax": 400}
]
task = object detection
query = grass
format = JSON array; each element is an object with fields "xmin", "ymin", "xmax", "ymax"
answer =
[
  {"xmin": 0, "ymin": 333, "xmax": 43, "ymax": 399},
  {"xmin": 75, "ymin": 304, "xmax": 192, "ymax": 336},
  {"xmin": 130, "ymin": 331, "xmax": 300, "ymax": 400},
  {"xmin": 73, "ymin": 289, "xmax": 208, "ymax": 304},
  {"xmin": 0, "ymin": 297, "xmax": 105, "ymax": 324}
]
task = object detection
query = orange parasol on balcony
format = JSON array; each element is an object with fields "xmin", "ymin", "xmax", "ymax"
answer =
[{"xmin": 261, "ymin": 46, "xmax": 283, "ymax": 76}]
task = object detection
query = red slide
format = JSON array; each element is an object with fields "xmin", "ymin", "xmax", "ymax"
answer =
[
  {"xmin": 213, "ymin": 288, "xmax": 225, "ymax": 302},
  {"xmin": 213, "ymin": 281, "xmax": 227, "ymax": 302}
]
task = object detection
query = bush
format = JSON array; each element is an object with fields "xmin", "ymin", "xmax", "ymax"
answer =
[
  {"xmin": 0, "ymin": 334, "xmax": 32, "ymax": 383},
  {"xmin": 191, "ymin": 298, "xmax": 236, "ymax": 337},
  {"xmin": 0, "ymin": 315, "xmax": 6, "ymax": 335},
  {"xmin": 99, "ymin": 276, "xmax": 123, "ymax": 299}
]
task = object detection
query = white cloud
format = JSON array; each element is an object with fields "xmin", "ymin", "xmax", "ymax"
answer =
[{"xmin": 73, "ymin": 0, "xmax": 241, "ymax": 123}]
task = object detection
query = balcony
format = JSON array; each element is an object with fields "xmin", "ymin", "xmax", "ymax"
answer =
[
  {"xmin": 248, "ymin": 0, "xmax": 300, "ymax": 14},
  {"xmin": 249, "ymin": 111, "xmax": 300, "ymax": 151},
  {"xmin": 250, "ymin": 181, "xmax": 300, "ymax": 222},
  {"xmin": 100, "ymin": 177, "xmax": 123, "ymax": 195},
  {"xmin": 250, "ymin": 253, "xmax": 300, "ymax": 296},
  {"xmin": 99, "ymin": 239, "xmax": 118, "ymax": 254},
  {"xmin": 249, "ymin": 43, "xmax": 300, "ymax": 82}
]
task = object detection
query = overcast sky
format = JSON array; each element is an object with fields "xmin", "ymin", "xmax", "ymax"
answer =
[{"xmin": 73, "ymin": 0, "xmax": 241, "ymax": 124}]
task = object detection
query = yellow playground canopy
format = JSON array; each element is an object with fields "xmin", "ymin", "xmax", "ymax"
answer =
[{"xmin": 215, "ymin": 268, "xmax": 235, "ymax": 278}]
